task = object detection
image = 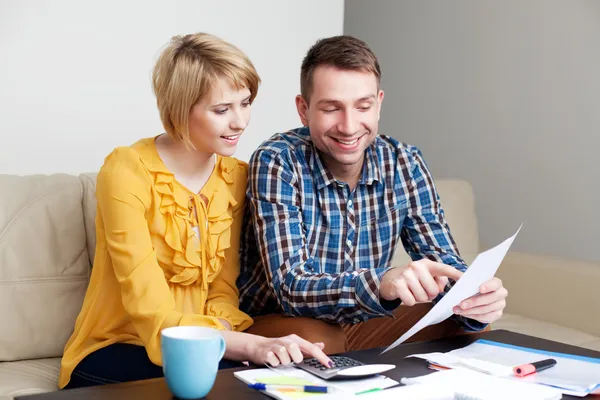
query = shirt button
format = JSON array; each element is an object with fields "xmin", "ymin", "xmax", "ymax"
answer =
[
  {"xmin": 348, "ymin": 200, "xmax": 353, "ymax": 207},
  {"xmin": 346, "ymin": 239, "xmax": 352, "ymax": 246}
]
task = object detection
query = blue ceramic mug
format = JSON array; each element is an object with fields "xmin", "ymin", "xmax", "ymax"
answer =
[{"xmin": 161, "ymin": 326, "xmax": 226, "ymax": 399}]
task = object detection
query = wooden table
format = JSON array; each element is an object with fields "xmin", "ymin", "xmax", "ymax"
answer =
[{"xmin": 17, "ymin": 329, "xmax": 599, "ymax": 399}]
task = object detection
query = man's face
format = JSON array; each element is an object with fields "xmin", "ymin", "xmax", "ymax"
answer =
[{"xmin": 296, "ymin": 65, "xmax": 384, "ymax": 173}]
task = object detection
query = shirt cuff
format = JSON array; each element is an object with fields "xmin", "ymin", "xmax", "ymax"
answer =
[
  {"xmin": 205, "ymin": 302, "xmax": 254, "ymax": 332},
  {"xmin": 379, "ymin": 298, "xmax": 402, "ymax": 311},
  {"xmin": 355, "ymin": 267, "xmax": 398, "ymax": 317},
  {"xmin": 453, "ymin": 315, "xmax": 488, "ymax": 332}
]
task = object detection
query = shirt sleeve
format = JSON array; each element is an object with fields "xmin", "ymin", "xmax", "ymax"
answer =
[
  {"xmin": 400, "ymin": 148, "xmax": 487, "ymax": 332},
  {"xmin": 96, "ymin": 148, "xmax": 227, "ymax": 366},
  {"xmin": 205, "ymin": 170, "xmax": 254, "ymax": 332},
  {"xmin": 248, "ymin": 149, "xmax": 395, "ymax": 323}
]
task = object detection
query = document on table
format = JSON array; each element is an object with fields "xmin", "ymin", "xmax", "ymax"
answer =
[
  {"xmin": 408, "ymin": 339, "xmax": 600, "ymax": 397},
  {"xmin": 234, "ymin": 366, "xmax": 398, "ymax": 400},
  {"xmin": 400, "ymin": 368, "xmax": 562, "ymax": 400},
  {"xmin": 381, "ymin": 224, "xmax": 522, "ymax": 354}
]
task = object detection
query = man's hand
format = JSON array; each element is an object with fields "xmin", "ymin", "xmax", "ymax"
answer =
[
  {"xmin": 380, "ymin": 259, "xmax": 464, "ymax": 305},
  {"xmin": 453, "ymin": 277, "xmax": 508, "ymax": 324}
]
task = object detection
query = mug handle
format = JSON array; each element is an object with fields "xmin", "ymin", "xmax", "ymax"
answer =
[{"xmin": 218, "ymin": 334, "xmax": 226, "ymax": 360}]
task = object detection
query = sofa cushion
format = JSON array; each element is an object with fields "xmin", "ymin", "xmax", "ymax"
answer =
[
  {"xmin": 392, "ymin": 179, "xmax": 480, "ymax": 267},
  {"xmin": 497, "ymin": 251, "xmax": 600, "ymax": 338},
  {"xmin": 0, "ymin": 174, "xmax": 89, "ymax": 361},
  {"xmin": 584, "ymin": 339, "xmax": 600, "ymax": 353},
  {"xmin": 0, "ymin": 358, "xmax": 60, "ymax": 398},
  {"xmin": 494, "ymin": 313, "xmax": 600, "ymax": 352}
]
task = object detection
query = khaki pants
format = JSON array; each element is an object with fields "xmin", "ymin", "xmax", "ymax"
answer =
[{"xmin": 245, "ymin": 303, "xmax": 488, "ymax": 355}]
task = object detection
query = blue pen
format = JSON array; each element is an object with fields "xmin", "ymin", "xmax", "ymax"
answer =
[{"xmin": 248, "ymin": 383, "xmax": 332, "ymax": 393}]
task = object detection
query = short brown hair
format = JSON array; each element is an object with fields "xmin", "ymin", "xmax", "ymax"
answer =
[
  {"xmin": 152, "ymin": 32, "xmax": 260, "ymax": 149},
  {"xmin": 300, "ymin": 35, "xmax": 381, "ymax": 102}
]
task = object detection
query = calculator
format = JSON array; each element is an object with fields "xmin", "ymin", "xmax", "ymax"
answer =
[{"xmin": 296, "ymin": 356, "xmax": 396, "ymax": 381}]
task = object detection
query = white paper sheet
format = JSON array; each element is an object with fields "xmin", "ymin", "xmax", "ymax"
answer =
[
  {"xmin": 320, "ymin": 383, "xmax": 454, "ymax": 400},
  {"xmin": 408, "ymin": 339, "xmax": 600, "ymax": 396},
  {"xmin": 234, "ymin": 366, "xmax": 398, "ymax": 400},
  {"xmin": 401, "ymin": 368, "xmax": 562, "ymax": 400},
  {"xmin": 381, "ymin": 225, "xmax": 522, "ymax": 354}
]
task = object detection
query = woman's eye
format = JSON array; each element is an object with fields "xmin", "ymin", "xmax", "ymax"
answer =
[
  {"xmin": 242, "ymin": 101, "xmax": 251, "ymax": 108},
  {"xmin": 215, "ymin": 108, "xmax": 228, "ymax": 114}
]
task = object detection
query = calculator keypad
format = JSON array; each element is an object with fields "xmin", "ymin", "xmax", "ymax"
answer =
[
  {"xmin": 302, "ymin": 356, "xmax": 363, "ymax": 370},
  {"xmin": 297, "ymin": 356, "xmax": 387, "ymax": 381}
]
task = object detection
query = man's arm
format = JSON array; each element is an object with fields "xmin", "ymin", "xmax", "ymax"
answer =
[
  {"xmin": 399, "ymin": 148, "xmax": 487, "ymax": 331},
  {"xmin": 248, "ymin": 149, "xmax": 394, "ymax": 322}
]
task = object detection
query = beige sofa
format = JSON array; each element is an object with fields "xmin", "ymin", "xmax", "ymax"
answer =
[{"xmin": 0, "ymin": 174, "xmax": 598, "ymax": 399}]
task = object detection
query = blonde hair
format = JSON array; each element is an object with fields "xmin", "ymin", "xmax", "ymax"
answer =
[{"xmin": 152, "ymin": 33, "xmax": 260, "ymax": 148}]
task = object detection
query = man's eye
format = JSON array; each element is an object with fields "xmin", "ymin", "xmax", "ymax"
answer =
[
  {"xmin": 242, "ymin": 101, "xmax": 251, "ymax": 108},
  {"xmin": 358, "ymin": 106, "xmax": 371, "ymax": 111},
  {"xmin": 323, "ymin": 109, "xmax": 338, "ymax": 113}
]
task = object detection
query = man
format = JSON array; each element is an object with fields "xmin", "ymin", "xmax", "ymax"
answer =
[{"xmin": 238, "ymin": 35, "xmax": 507, "ymax": 353}]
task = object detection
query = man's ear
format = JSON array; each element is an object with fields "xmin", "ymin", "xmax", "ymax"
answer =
[
  {"xmin": 295, "ymin": 95, "xmax": 309, "ymax": 126},
  {"xmin": 377, "ymin": 89, "xmax": 385, "ymax": 121}
]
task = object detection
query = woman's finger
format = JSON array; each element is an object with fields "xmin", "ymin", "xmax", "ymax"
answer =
[
  {"xmin": 286, "ymin": 342, "xmax": 304, "ymax": 364},
  {"xmin": 265, "ymin": 351, "xmax": 279, "ymax": 367},
  {"xmin": 275, "ymin": 345, "xmax": 292, "ymax": 365},
  {"xmin": 286, "ymin": 335, "xmax": 332, "ymax": 367}
]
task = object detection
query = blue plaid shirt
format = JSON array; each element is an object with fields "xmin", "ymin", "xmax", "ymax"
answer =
[{"xmin": 238, "ymin": 127, "xmax": 484, "ymax": 330}]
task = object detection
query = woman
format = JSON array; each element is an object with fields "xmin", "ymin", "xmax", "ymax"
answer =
[{"xmin": 59, "ymin": 32, "xmax": 332, "ymax": 389}]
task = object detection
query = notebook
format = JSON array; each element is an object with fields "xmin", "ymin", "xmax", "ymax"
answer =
[{"xmin": 401, "ymin": 369, "xmax": 563, "ymax": 400}]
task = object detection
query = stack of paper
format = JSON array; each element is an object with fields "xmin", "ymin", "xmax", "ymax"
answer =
[
  {"xmin": 409, "ymin": 339, "xmax": 600, "ymax": 397},
  {"xmin": 234, "ymin": 367, "xmax": 398, "ymax": 400},
  {"xmin": 401, "ymin": 368, "xmax": 562, "ymax": 400}
]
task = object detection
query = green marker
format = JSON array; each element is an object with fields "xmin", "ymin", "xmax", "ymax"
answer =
[{"xmin": 356, "ymin": 387, "xmax": 383, "ymax": 395}]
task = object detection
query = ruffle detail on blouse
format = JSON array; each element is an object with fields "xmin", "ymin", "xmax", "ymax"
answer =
[{"xmin": 140, "ymin": 144, "xmax": 240, "ymax": 288}]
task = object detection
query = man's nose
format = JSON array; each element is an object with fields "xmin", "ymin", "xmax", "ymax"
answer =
[{"xmin": 337, "ymin": 110, "xmax": 360, "ymax": 135}]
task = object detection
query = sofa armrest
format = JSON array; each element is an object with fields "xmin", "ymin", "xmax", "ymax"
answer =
[{"xmin": 496, "ymin": 251, "xmax": 600, "ymax": 337}]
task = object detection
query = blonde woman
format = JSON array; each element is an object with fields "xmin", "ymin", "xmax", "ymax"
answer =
[{"xmin": 59, "ymin": 33, "xmax": 332, "ymax": 390}]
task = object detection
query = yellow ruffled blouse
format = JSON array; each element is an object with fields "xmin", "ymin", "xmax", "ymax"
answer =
[{"xmin": 59, "ymin": 137, "xmax": 253, "ymax": 388}]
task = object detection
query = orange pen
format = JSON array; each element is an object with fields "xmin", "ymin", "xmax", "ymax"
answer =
[{"xmin": 513, "ymin": 358, "xmax": 557, "ymax": 377}]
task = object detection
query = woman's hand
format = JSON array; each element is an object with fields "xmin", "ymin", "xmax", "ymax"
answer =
[
  {"xmin": 218, "ymin": 319, "xmax": 232, "ymax": 330},
  {"xmin": 247, "ymin": 334, "xmax": 332, "ymax": 368}
]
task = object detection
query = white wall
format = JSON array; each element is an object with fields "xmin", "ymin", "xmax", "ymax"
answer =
[
  {"xmin": 0, "ymin": 0, "xmax": 344, "ymax": 175},
  {"xmin": 345, "ymin": 0, "xmax": 600, "ymax": 262}
]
